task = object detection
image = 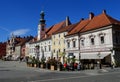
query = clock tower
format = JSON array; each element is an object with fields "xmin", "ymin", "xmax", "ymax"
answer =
[{"xmin": 38, "ymin": 11, "xmax": 46, "ymax": 40}]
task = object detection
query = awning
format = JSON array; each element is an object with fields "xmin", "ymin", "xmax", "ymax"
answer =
[{"xmin": 80, "ymin": 52, "xmax": 110, "ymax": 59}]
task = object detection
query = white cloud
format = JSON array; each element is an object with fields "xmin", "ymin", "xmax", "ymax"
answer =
[{"xmin": 11, "ymin": 29, "xmax": 30, "ymax": 36}]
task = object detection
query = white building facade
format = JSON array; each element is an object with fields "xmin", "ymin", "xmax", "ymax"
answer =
[
  {"xmin": 39, "ymin": 39, "xmax": 52, "ymax": 61},
  {"xmin": 65, "ymin": 11, "xmax": 120, "ymax": 67}
]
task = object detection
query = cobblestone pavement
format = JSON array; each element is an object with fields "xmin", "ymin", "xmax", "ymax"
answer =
[{"xmin": 0, "ymin": 60, "xmax": 120, "ymax": 82}]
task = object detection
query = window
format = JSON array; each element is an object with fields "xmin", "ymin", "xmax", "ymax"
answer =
[
  {"xmin": 81, "ymin": 39, "xmax": 84, "ymax": 46},
  {"xmin": 67, "ymin": 42, "xmax": 70, "ymax": 48},
  {"xmin": 99, "ymin": 32, "xmax": 105, "ymax": 44},
  {"xmin": 59, "ymin": 41, "xmax": 60, "ymax": 45},
  {"xmin": 100, "ymin": 36, "xmax": 104, "ymax": 44},
  {"xmin": 63, "ymin": 49, "xmax": 65, "ymax": 52},
  {"xmin": 91, "ymin": 38, "xmax": 94, "ymax": 45},
  {"xmin": 58, "ymin": 49, "xmax": 60, "ymax": 52},
  {"xmin": 48, "ymin": 45, "xmax": 51, "ymax": 51},
  {"xmin": 64, "ymin": 33, "xmax": 66, "ymax": 36},
  {"xmin": 59, "ymin": 34, "xmax": 60, "ymax": 38},
  {"xmin": 45, "ymin": 46, "xmax": 46, "ymax": 52},
  {"xmin": 41, "ymin": 47, "xmax": 43, "ymax": 51},
  {"xmin": 73, "ymin": 41, "xmax": 76, "ymax": 47},
  {"xmin": 54, "ymin": 42, "xmax": 55, "ymax": 45},
  {"xmin": 54, "ymin": 49, "xmax": 55, "ymax": 53}
]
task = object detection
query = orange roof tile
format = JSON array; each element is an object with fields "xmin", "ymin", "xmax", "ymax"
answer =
[
  {"xmin": 67, "ymin": 12, "xmax": 120, "ymax": 36},
  {"xmin": 53, "ymin": 23, "xmax": 79, "ymax": 34},
  {"xmin": 81, "ymin": 13, "xmax": 120, "ymax": 32},
  {"xmin": 41, "ymin": 21, "xmax": 66, "ymax": 40},
  {"xmin": 47, "ymin": 21, "xmax": 66, "ymax": 35},
  {"xmin": 68, "ymin": 19, "xmax": 90, "ymax": 35}
]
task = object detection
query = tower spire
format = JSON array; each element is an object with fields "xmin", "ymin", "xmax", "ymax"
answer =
[{"xmin": 40, "ymin": 11, "xmax": 46, "ymax": 24}]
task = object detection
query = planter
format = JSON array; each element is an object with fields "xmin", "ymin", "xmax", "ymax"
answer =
[
  {"xmin": 51, "ymin": 65, "xmax": 55, "ymax": 70},
  {"xmin": 41, "ymin": 64, "xmax": 44, "ymax": 68},
  {"xmin": 41, "ymin": 64, "xmax": 45, "ymax": 68},
  {"xmin": 34, "ymin": 64, "xmax": 37, "ymax": 67}
]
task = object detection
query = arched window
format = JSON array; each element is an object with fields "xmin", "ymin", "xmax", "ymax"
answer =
[
  {"xmin": 73, "ymin": 40, "xmax": 76, "ymax": 47},
  {"xmin": 89, "ymin": 34, "xmax": 95, "ymax": 45},
  {"xmin": 98, "ymin": 32, "xmax": 105, "ymax": 44},
  {"xmin": 66, "ymin": 39, "xmax": 71, "ymax": 48},
  {"xmin": 80, "ymin": 37, "xmax": 85, "ymax": 46},
  {"xmin": 67, "ymin": 42, "xmax": 70, "ymax": 48},
  {"xmin": 72, "ymin": 38, "xmax": 76, "ymax": 48},
  {"xmin": 91, "ymin": 38, "xmax": 94, "ymax": 45}
]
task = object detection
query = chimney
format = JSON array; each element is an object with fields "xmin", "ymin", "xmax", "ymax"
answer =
[
  {"xmin": 66, "ymin": 16, "xmax": 69, "ymax": 26},
  {"xmin": 89, "ymin": 12, "xmax": 94, "ymax": 20},
  {"xmin": 80, "ymin": 18, "xmax": 84, "ymax": 21},
  {"xmin": 102, "ymin": 10, "xmax": 106, "ymax": 14}
]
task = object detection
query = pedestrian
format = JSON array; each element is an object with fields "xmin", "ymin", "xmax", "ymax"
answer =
[
  {"xmin": 63, "ymin": 63, "xmax": 67, "ymax": 70},
  {"xmin": 77, "ymin": 62, "xmax": 81, "ymax": 71},
  {"xmin": 19, "ymin": 56, "xmax": 23, "ymax": 63},
  {"xmin": 74, "ymin": 63, "xmax": 78, "ymax": 70}
]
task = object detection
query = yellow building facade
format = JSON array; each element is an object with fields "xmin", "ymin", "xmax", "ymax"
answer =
[{"xmin": 52, "ymin": 32, "xmax": 67, "ymax": 63}]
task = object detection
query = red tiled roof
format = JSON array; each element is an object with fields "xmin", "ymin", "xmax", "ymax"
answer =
[
  {"xmin": 41, "ymin": 21, "xmax": 66, "ymax": 40},
  {"xmin": 81, "ymin": 13, "xmax": 120, "ymax": 32},
  {"xmin": 68, "ymin": 19, "xmax": 90, "ymax": 35},
  {"xmin": 47, "ymin": 21, "xmax": 66, "ymax": 35},
  {"xmin": 53, "ymin": 23, "xmax": 79, "ymax": 34},
  {"xmin": 67, "ymin": 12, "xmax": 120, "ymax": 35}
]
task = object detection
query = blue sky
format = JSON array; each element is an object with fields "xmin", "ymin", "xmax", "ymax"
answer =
[{"xmin": 0, "ymin": 0, "xmax": 120, "ymax": 42}]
